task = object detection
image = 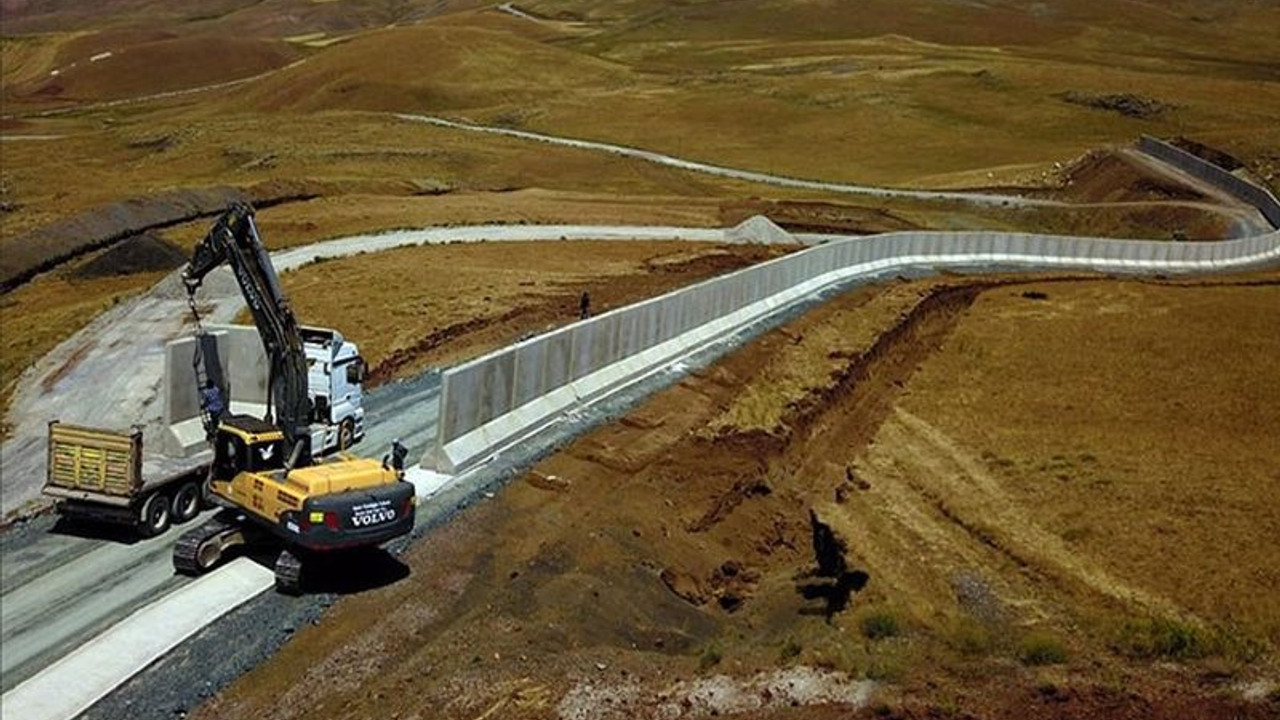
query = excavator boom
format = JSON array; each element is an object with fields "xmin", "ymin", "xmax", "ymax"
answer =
[{"xmin": 182, "ymin": 202, "xmax": 313, "ymax": 465}]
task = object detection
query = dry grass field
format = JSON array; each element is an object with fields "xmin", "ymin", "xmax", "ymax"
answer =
[{"xmin": 3, "ymin": 0, "xmax": 1279, "ymax": 715}]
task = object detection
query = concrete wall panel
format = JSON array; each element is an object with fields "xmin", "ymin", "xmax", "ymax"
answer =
[
  {"xmin": 427, "ymin": 150, "xmax": 1280, "ymax": 472},
  {"xmin": 475, "ymin": 352, "xmax": 516, "ymax": 426},
  {"xmin": 512, "ymin": 339, "xmax": 550, "ymax": 409},
  {"xmin": 164, "ymin": 325, "xmax": 267, "ymax": 428},
  {"xmin": 441, "ymin": 361, "xmax": 486, "ymax": 440}
]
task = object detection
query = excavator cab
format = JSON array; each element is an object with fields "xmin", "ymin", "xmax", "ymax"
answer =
[{"xmin": 210, "ymin": 416, "xmax": 286, "ymax": 484}]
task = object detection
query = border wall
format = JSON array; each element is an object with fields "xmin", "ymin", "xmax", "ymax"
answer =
[
  {"xmin": 422, "ymin": 139, "xmax": 1280, "ymax": 475},
  {"xmin": 424, "ymin": 226, "xmax": 1279, "ymax": 473},
  {"xmin": 1137, "ymin": 135, "xmax": 1280, "ymax": 229}
]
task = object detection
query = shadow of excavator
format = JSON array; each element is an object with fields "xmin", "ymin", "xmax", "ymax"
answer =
[{"xmin": 795, "ymin": 509, "xmax": 870, "ymax": 621}]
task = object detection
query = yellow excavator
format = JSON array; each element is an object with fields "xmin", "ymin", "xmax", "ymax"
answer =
[{"xmin": 172, "ymin": 203, "xmax": 415, "ymax": 594}]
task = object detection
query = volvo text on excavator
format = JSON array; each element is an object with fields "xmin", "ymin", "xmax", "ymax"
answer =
[{"xmin": 172, "ymin": 203, "xmax": 415, "ymax": 594}]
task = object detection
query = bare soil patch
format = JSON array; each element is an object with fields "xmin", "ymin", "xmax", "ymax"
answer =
[
  {"xmin": 194, "ymin": 270, "xmax": 1280, "ymax": 719},
  {"xmin": 1056, "ymin": 92, "xmax": 1173, "ymax": 120},
  {"xmin": 1048, "ymin": 150, "xmax": 1206, "ymax": 204}
]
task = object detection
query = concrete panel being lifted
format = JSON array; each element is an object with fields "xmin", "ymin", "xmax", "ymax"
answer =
[{"xmin": 161, "ymin": 324, "xmax": 269, "ymax": 457}]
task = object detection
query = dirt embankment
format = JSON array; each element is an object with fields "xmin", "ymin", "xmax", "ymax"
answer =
[
  {"xmin": 719, "ymin": 199, "xmax": 921, "ymax": 236},
  {"xmin": 1048, "ymin": 150, "xmax": 1206, "ymax": 204},
  {"xmin": 195, "ymin": 271, "xmax": 1280, "ymax": 720},
  {"xmin": 0, "ymin": 180, "xmax": 320, "ymax": 293}
]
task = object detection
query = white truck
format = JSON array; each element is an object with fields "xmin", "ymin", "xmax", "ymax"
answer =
[{"xmin": 43, "ymin": 326, "xmax": 367, "ymax": 536}]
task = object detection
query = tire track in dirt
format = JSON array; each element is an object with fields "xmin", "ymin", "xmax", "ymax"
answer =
[
  {"xmin": 711, "ymin": 273, "xmax": 1193, "ymax": 622},
  {"xmin": 875, "ymin": 407, "xmax": 1182, "ymax": 615}
]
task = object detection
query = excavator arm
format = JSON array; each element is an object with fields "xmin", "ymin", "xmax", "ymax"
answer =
[{"xmin": 182, "ymin": 202, "xmax": 314, "ymax": 466}]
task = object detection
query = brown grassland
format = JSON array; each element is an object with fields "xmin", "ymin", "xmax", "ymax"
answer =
[{"xmin": 3, "ymin": 0, "xmax": 1279, "ymax": 715}]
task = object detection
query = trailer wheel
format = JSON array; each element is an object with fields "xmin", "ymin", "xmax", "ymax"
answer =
[
  {"xmin": 139, "ymin": 492, "xmax": 171, "ymax": 537},
  {"xmin": 171, "ymin": 481, "xmax": 202, "ymax": 523},
  {"xmin": 338, "ymin": 419, "xmax": 355, "ymax": 451}
]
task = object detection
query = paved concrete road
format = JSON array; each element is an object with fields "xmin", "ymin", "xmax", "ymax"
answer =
[{"xmin": 0, "ymin": 377, "xmax": 440, "ymax": 693}]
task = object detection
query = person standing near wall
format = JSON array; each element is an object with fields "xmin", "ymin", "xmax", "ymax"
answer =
[{"xmin": 579, "ymin": 291, "xmax": 591, "ymax": 320}]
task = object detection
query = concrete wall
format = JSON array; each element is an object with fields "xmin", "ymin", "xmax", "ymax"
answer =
[
  {"xmin": 1137, "ymin": 135, "xmax": 1280, "ymax": 229},
  {"xmin": 424, "ymin": 226, "xmax": 1280, "ymax": 473}
]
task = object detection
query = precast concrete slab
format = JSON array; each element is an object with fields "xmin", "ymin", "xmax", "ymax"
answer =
[
  {"xmin": 1, "ymin": 559, "xmax": 274, "ymax": 720},
  {"xmin": 403, "ymin": 466, "xmax": 454, "ymax": 499}
]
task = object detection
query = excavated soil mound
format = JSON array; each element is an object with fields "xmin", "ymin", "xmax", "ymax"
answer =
[
  {"xmin": 1054, "ymin": 150, "xmax": 1205, "ymax": 204},
  {"xmin": 0, "ymin": 179, "xmax": 319, "ymax": 293},
  {"xmin": 71, "ymin": 232, "xmax": 186, "ymax": 279}
]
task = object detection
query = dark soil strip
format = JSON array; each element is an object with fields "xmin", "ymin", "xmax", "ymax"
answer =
[
  {"xmin": 783, "ymin": 283, "xmax": 983, "ymax": 463},
  {"xmin": 0, "ymin": 180, "xmax": 321, "ymax": 293},
  {"xmin": 367, "ymin": 307, "xmax": 532, "ymax": 385}
]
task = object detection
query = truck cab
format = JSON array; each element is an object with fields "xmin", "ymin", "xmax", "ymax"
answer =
[{"xmin": 302, "ymin": 326, "xmax": 366, "ymax": 453}]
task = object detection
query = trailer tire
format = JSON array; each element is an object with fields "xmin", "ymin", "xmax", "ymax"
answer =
[
  {"xmin": 338, "ymin": 419, "xmax": 355, "ymax": 451},
  {"xmin": 172, "ymin": 481, "xmax": 202, "ymax": 523},
  {"xmin": 140, "ymin": 492, "xmax": 171, "ymax": 537}
]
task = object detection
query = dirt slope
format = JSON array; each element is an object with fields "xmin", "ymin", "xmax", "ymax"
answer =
[{"xmin": 193, "ymin": 271, "xmax": 1280, "ymax": 720}]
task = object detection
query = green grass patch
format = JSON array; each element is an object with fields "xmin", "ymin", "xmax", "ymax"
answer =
[
  {"xmin": 779, "ymin": 637, "xmax": 803, "ymax": 662},
  {"xmin": 698, "ymin": 643, "xmax": 723, "ymax": 671},
  {"xmin": 860, "ymin": 609, "xmax": 901, "ymax": 640},
  {"xmin": 947, "ymin": 619, "xmax": 996, "ymax": 657},
  {"xmin": 1112, "ymin": 616, "xmax": 1267, "ymax": 663},
  {"xmin": 1018, "ymin": 632, "xmax": 1068, "ymax": 666},
  {"xmin": 1113, "ymin": 616, "xmax": 1210, "ymax": 660}
]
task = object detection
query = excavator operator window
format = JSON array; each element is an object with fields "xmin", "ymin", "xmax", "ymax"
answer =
[
  {"xmin": 215, "ymin": 432, "xmax": 285, "ymax": 477},
  {"xmin": 247, "ymin": 439, "xmax": 285, "ymax": 471},
  {"xmin": 214, "ymin": 433, "xmax": 248, "ymax": 480}
]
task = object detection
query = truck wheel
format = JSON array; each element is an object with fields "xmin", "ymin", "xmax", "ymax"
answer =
[
  {"xmin": 171, "ymin": 481, "xmax": 202, "ymax": 523},
  {"xmin": 338, "ymin": 419, "xmax": 355, "ymax": 451},
  {"xmin": 139, "ymin": 492, "xmax": 171, "ymax": 537}
]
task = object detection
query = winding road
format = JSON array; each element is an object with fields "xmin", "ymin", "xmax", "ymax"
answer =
[{"xmin": 2, "ymin": 84, "xmax": 1276, "ymax": 720}]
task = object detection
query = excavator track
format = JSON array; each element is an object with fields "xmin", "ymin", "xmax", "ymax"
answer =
[
  {"xmin": 173, "ymin": 514, "xmax": 243, "ymax": 576},
  {"xmin": 274, "ymin": 548, "xmax": 304, "ymax": 595}
]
